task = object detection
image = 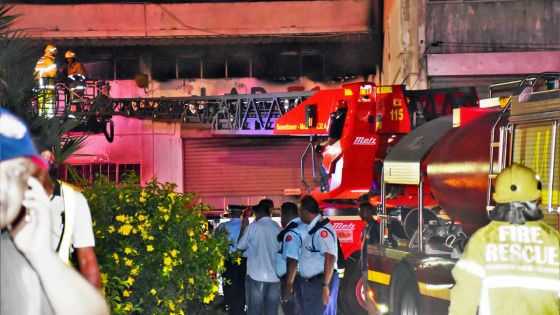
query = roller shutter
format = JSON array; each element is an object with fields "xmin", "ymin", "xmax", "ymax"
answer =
[{"xmin": 183, "ymin": 137, "xmax": 317, "ymax": 209}]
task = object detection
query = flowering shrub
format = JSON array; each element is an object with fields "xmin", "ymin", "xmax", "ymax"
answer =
[{"xmin": 83, "ymin": 174, "xmax": 231, "ymax": 314}]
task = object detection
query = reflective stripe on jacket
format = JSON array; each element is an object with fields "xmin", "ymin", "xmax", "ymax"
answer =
[
  {"xmin": 449, "ymin": 220, "xmax": 560, "ymax": 315},
  {"xmin": 57, "ymin": 182, "xmax": 76, "ymax": 264}
]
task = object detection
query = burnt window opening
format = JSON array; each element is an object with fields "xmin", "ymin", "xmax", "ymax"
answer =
[
  {"xmin": 227, "ymin": 56, "xmax": 250, "ymax": 78},
  {"xmin": 83, "ymin": 59, "xmax": 114, "ymax": 80},
  {"xmin": 152, "ymin": 58, "xmax": 177, "ymax": 81},
  {"xmin": 302, "ymin": 54, "xmax": 324, "ymax": 77},
  {"xmin": 178, "ymin": 57, "xmax": 201, "ymax": 79},
  {"xmin": 203, "ymin": 58, "xmax": 226, "ymax": 78},
  {"xmin": 276, "ymin": 54, "xmax": 300, "ymax": 77},
  {"xmin": 252, "ymin": 54, "xmax": 275, "ymax": 78},
  {"xmin": 115, "ymin": 57, "xmax": 139, "ymax": 80}
]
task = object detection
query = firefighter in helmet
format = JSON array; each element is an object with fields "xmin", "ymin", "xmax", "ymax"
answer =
[
  {"xmin": 449, "ymin": 163, "xmax": 560, "ymax": 315},
  {"xmin": 34, "ymin": 44, "xmax": 58, "ymax": 116},
  {"xmin": 62, "ymin": 50, "xmax": 87, "ymax": 104}
]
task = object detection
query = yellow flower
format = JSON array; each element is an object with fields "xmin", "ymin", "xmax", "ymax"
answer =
[
  {"xmin": 107, "ymin": 225, "xmax": 115, "ymax": 234},
  {"xmin": 118, "ymin": 224, "xmax": 133, "ymax": 236},
  {"xmin": 139, "ymin": 196, "xmax": 146, "ymax": 203},
  {"xmin": 157, "ymin": 299, "xmax": 162, "ymax": 305},
  {"xmin": 188, "ymin": 277, "xmax": 194, "ymax": 285},
  {"xmin": 124, "ymin": 302, "xmax": 133, "ymax": 312},
  {"xmin": 159, "ymin": 225, "xmax": 164, "ymax": 231},
  {"xmin": 203, "ymin": 293, "xmax": 215, "ymax": 304},
  {"xmin": 123, "ymin": 290, "xmax": 131, "ymax": 297},
  {"xmin": 113, "ymin": 253, "xmax": 120, "ymax": 263},
  {"xmin": 191, "ymin": 244, "xmax": 198, "ymax": 252},
  {"xmin": 147, "ymin": 245, "xmax": 154, "ymax": 252},
  {"xmin": 167, "ymin": 300, "xmax": 176, "ymax": 311},
  {"xmin": 212, "ymin": 284, "xmax": 219, "ymax": 293},
  {"xmin": 148, "ymin": 235, "xmax": 155, "ymax": 241},
  {"xmin": 170, "ymin": 249, "xmax": 178, "ymax": 257},
  {"xmin": 137, "ymin": 214, "xmax": 146, "ymax": 221},
  {"xmin": 179, "ymin": 310, "xmax": 185, "ymax": 315},
  {"xmin": 164, "ymin": 257, "xmax": 172, "ymax": 266},
  {"xmin": 235, "ymin": 257, "xmax": 242, "ymax": 265},
  {"xmin": 163, "ymin": 214, "xmax": 170, "ymax": 221},
  {"xmin": 188, "ymin": 230, "xmax": 194, "ymax": 237},
  {"xmin": 100, "ymin": 272, "xmax": 108, "ymax": 285},
  {"xmin": 125, "ymin": 258, "xmax": 133, "ymax": 267},
  {"xmin": 163, "ymin": 266, "xmax": 172, "ymax": 273},
  {"xmin": 158, "ymin": 206, "xmax": 168, "ymax": 213},
  {"xmin": 126, "ymin": 277, "xmax": 134, "ymax": 286},
  {"xmin": 124, "ymin": 247, "xmax": 133, "ymax": 254},
  {"xmin": 218, "ymin": 259, "xmax": 224, "ymax": 269},
  {"xmin": 150, "ymin": 288, "xmax": 157, "ymax": 295},
  {"xmin": 131, "ymin": 267, "xmax": 139, "ymax": 276},
  {"xmin": 115, "ymin": 215, "xmax": 126, "ymax": 222}
]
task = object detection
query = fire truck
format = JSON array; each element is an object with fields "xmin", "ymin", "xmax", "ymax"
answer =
[
  {"xmin": 360, "ymin": 73, "xmax": 560, "ymax": 315},
  {"xmin": 272, "ymin": 81, "xmax": 478, "ymax": 312}
]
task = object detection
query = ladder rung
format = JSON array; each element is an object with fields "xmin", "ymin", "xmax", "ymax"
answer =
[{"xmin": 490, "ymin": 142, "xmax": 500, "ymax": 147}]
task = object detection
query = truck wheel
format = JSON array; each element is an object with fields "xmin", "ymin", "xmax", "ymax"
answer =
[
  {"xmin": 397, "ymin": 280, "xmax": 421, "ymax": 315},
  {"xmin": 339, "ymin": 261, "xmax": 367, "ymax": 315}
]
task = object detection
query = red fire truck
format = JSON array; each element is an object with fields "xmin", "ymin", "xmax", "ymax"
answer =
[
  {"xmin": 272, "ymin": 81, "xmax": 479, "ymax": 312},
  {"xmin": 361, "ymin": 73, "xmax": 560, "ymax": 314}
]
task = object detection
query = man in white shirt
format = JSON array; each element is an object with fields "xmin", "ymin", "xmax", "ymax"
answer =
[{"xmin": 237, "ymin": 200, "xmax": 282, "ymax": 315}]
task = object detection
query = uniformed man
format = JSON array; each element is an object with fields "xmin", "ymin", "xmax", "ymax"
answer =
[
  {"xmin": 277, "ymin": 202, "xmax": 307, "ymax": 315},
  {"xmin": 217, "ymin": 205, "xmax": 248, "ymax": 315},
  {"xmin": 298, "ymin": 195, "xmax": 339, "ymax": 315},
  {"xmin": 449, "ymin": 163, "xmax": 560, "ymax": 315}
]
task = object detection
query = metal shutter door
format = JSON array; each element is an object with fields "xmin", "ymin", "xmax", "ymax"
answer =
[{"xmin": 183, "ymin": 137, "xmax": 317, "ymax": 209}]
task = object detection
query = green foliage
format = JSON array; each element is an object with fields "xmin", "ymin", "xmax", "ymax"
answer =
[{"xmin": 83, "ymin": 174, "xmax": 232, "ymax": 314}]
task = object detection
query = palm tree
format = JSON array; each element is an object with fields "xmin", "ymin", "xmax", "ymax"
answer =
[{"xmin": 0, "ymin": 4, "xmax": 87, "ymax": 172}]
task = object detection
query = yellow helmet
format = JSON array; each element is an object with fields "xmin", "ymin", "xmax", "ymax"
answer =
[
  {"xmin": 493, "ymin": 163, "xmax": 541, "ymax": 203},
  {"xmin": 65, "ymin": 50, "xmax": 76, "ymax": 59},
  {"xmin": 44, "ymin": 44, "xmax": 57, "ymax": 56}
]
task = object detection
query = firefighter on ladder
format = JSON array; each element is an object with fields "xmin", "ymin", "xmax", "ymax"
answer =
[
  {"xmin": 34, "ymin": 44, "xmax": 58, "ymax": 117},
  {"xmin": 449, "ymin": 163, "xmax": 560, "ymax": 315},
  {"xmin": 62, "ymin": 50, "xmax": 86, "ymax": 106}
]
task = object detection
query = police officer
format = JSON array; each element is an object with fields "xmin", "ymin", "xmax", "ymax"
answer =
[
  {"xmin": 449, "ymin": 164, "xmax": 560, "ymax": 315},
  {"xmin": 277, "ymin": 202, "xmax": 307, "ymax": 315},
  {"xmin": 298, "ymin": 196, "xmax": 339, "ymax": 315},
  {"xmin": 217, "ymin": 205, "xmax": 247, "ymax": 315}
]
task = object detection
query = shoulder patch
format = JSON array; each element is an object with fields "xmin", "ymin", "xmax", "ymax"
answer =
[
  {"xmin": 320, "ymin": 230, "xmax": 329, "ymax": 238},
  {"xmin": 285, "ymin": 235, "xmax": 293, "ymax": 242}
]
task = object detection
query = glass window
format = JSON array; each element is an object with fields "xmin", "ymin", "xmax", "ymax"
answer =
[
  {"xmin": 178, "ymin": 57, "xmax": 201, "ymax": 78},
  {"xmin": 115, "ymin": 57, "xmax": 139, "ymax": 80},
  {"xmin": 152, "ymin": 58, "xmax": 177, "ymax": 81}
]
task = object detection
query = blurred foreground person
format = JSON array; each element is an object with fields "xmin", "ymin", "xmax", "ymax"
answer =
[
  {"xmin": 0, "ymin": 108, "xmax": 109, "ymax": 315},
  {"xmin": 449, "ymin": 164, "xmax": 560, "ymax": 315}
]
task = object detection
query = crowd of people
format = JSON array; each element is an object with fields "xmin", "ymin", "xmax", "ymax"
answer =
[{"xmin": 218, "ymin": 196, "xmax": 342, "ymax": 315}]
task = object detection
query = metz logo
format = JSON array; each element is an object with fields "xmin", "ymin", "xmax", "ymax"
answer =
[
  {"xmin": 354, "ymin": 137, "xmax": 376, "ymax": 145},
  {"xmin": 332, "ymin": 222, "xmax": 356, "ymax": 230}
]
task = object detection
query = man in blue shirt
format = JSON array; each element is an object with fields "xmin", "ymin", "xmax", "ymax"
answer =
[
  {"xmin": 299, "ymin": 196, "xmax": 339, "ymax": 315},
  {"xmin": 238, "ymin": 200, "xmax": 282, "ymax": 315},
  {"xmin": 277, "ymin": 202, "xmax": 307, "ymax": 315},
  {"xmin": 218, "ymin": 205, "xmax": 247, "ymax": 315}
]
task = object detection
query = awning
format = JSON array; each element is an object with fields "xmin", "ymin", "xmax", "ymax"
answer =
[
  {"xmin": 27, "ymin": 32, "xmax": 372, "ymax": 47},
  {"xmin": 384, "ymin": 116, "xmax": 453, "ymax": 185}
]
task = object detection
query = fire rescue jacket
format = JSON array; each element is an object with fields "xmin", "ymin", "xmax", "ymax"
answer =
[
  {"xmin": 56, "ymin": 181, "xmax": 77, "ymax": 264},
  {"xmin": 65, "ymin": 61, "xmax": 86, "ymax": 77},
  {"xmin": 35, "ymin": 55, "xmax": 57, "ymax": 80},
  {"xmin": 449, "ymin": 220, "xmax": 560, "ymax": 315}
]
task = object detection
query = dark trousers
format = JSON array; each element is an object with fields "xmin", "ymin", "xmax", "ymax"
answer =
[
  {"xmin": 281, "ymin": 274, "xmax": 304, "ymax": 315},
  {"xmin": 300, "ymin": 271, "xmax": 339, "ymax": 315},
  {"xmin": 223, "ymin": 258, "xmax": 247, "ymax": 315},
  {"xmin": 245, "ymin": 276, "xmax": 280, "ymax": 315}
]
